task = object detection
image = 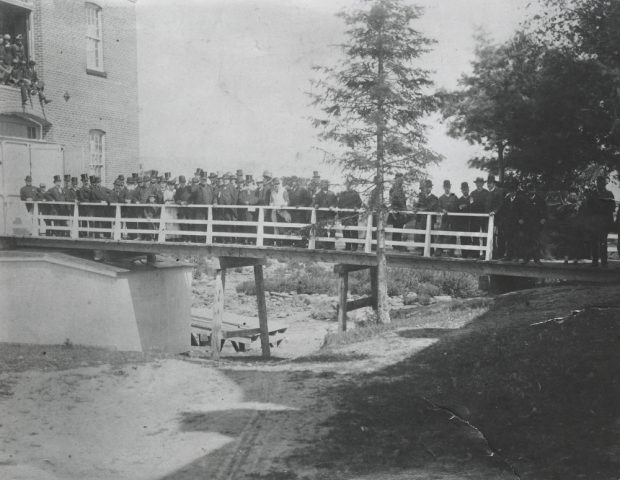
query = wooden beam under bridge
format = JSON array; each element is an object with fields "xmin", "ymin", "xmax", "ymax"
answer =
[{"xmin": 334, "ymin": 264, "xmax": 378, "ymax": 332}]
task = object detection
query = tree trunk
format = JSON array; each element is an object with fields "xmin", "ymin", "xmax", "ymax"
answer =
[
  {"xmin": 497, "ymin": 142, "xmax": 505, "ymax": 184},
  {"xmin": 375, "ymin": 34, "xmax": 390, "ymax": 325}
]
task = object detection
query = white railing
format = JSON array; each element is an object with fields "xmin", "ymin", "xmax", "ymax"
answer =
[{"xmin": 15, "ymin": 201, "xmax": 496, "ymax": 259}]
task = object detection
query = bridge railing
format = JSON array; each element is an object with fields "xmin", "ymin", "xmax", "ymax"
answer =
[{"xmin": 16, "ymin": 201, "xmax": 495, "ymax": 259}]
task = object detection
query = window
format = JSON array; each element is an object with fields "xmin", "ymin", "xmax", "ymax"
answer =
[
  {"xmin": 0, "ymin": 114, "xmax": 40, "ymax": 139},
  {"xmin": 0, "ymin": 2, "xmax": 32, "ymax": 63},
  {"xmin": 89, "ymin": 130, "xmax": 105, "ymax": 179},
  {"xmin": 86, "ymin": 3, "xmax": 104, "ymax": 73}
]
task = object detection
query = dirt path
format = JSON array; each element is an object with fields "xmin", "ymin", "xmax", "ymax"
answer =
[{"xmin": 1, "ymin": 284, "xmax": 619, "ymax": 480}]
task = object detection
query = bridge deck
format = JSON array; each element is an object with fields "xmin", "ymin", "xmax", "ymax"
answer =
[{"xmin": 9, "ymin": 236, "xmax": 620, "ymax": 283}]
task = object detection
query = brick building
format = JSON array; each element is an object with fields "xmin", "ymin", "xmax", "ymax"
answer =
[{"xmin": 0, "ymin": 0, "xmax": 139, "ymax": 191}]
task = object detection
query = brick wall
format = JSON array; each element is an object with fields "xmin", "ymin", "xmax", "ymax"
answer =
[{"xmin": 30, "ymin": 0, "xmax": 139, "ymax": 185}]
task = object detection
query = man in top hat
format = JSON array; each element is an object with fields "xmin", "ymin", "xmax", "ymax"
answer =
[
  {"xmin": 470, "ymin": 176, "xmax": 490, "ymax": 257},
  {"xmin": 338, "ymin": 175, "xmax": 363, "ymax": 251},
  {"xmin": 216, "ymin": 172, "xmax": 238, "ymax": 243},
  {"xmin": 437, "ymin": 179, "xmax": 459, "ymax": 256},
  {"xmin": 190, "ymin": 174, "xmax": 215, "ymax": 242},
  {"xmin": 389, "ymin": 172, "xmax": 408, "ymax": 249},
  {"xmin": 89, "ymin": 176, "xmax": 113, "ymax": 238},
  {"xmin": 261, "ymin": 170, "xmax": 274, "ymax": 206},
  {"xmin": 64, "ymin": 175, "xmax": 78, "ymax": 203},
  {"xmin": 20, "ymin": 175, "xmax": 37, "ymax": 212},
  {"xmin": 236, "ymin": 174, "xmax": 259, "ymax": 243}
]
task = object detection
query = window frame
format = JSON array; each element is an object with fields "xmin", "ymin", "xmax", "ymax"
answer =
[
  {"xmin": 85, "ymin": 2, "xmax": 105, "ymax": 76},
  {"xmin": 88, "ymin": 129, "xmax": 106, "ymax": 180}
]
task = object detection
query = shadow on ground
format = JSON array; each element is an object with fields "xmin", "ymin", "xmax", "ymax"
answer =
[{"xmin": 160, "ymin": 285, "xmax": 620, "ymax": 480}]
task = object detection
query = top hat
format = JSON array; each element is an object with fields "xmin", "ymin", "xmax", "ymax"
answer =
[
  {"xmin": 245, "ymin": 174, "xmax": 253, "ymax": 182},
  {"xmin": 460, "ymin": 181, "xmax": 469, "ymax": 189},
  {"xmin": 80, "ymin": 173, "xmax": 89, "ymax": 181},
  {"xmin": 71, "ymin": 177, "xmax": 78, "ymax": 184},
  {"xmin": 151, "ymin": 170, "xmax": 159, "ymax": 178},
  {"xmin": 236, "ymin": 169, "xmax": 244, "ymax": 177},
  {"xmin": 132, "ymin": 172, "xmax": 139, "ymax": 179},
  {"xmin": 313, "ymin": 170, "xmax": 320, "ymax": 178},
  {"xmin": 178, "ymin": 175, "xmax": 186, "ymax": 183},
  {"xmin": 63, "ymin": 174, "xmax": 71, "ymax": 181},
  {"xmin": 126, "ymin": 177, "xmax": 135, "ymax": 185},
  {"xmin": 164, "ymin": 172, "xmax": 171, "ymax": 180},
  {"xmin": 53, "ymin": 175, "xmax": 62, "ymax": 183},
  {"xmin": 142, "ymin": 175, "xmax": 150, "ymax": 183},
  {"xmin": 25, "ymin": 175, "xmax": 32, "ymax": 182}
]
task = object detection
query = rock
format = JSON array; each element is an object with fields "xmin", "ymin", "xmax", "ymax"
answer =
[
  {"xmin": 418, "ymin": 293, "xmax": 432, "ymax": 306},
  {"xmin": 403, "ymin": 292, "xmax": 418, "ymax": 305},
  {"xmin": 434, "ymin": 295, "xmax": 453, "ymax": 302}
]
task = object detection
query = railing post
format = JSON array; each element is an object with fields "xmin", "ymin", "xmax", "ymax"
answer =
[
  {"xmin": 308, "ymin": 208, "xmax": 317, "ymax": 249},
  {"xmin": 32, "ymin": 202, "xmax": 40, "ymax": 236},
  {"xmin": 485, "ymin": 214, "xmax": 495, "ymax": 261},
  {"xmin": 423, "ymin": 213, "xmax": 432, "ymax": 257},
  {"xmin": 364, "ymin": 211, "xmax": 373, "ymax": 253},
  {"xmin": 256, "ymin": 207, "xmax": 264, "ymax": 247},
  {"xmin": 206, "ymin": 206, "xmax": 213, "ymax": 244},
  {"xmin": 157, "ymin": 205, "xmax": 167, "ymax": 243},
  {"xmin": 70, "ymin": 203, "xmax": 79, "ymax": 239},
  {"xmin": 113, "ymin": 204, "xmax": 122, "ymax": 241}
]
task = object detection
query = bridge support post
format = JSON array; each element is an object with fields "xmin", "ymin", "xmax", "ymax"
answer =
[
  {"xmin": 337, "ymin": 270, "xmax": 348, "ymax": 332},
  {"xmin": 253, "ymin": 264, "xmax": 271, "ymax": 358},
  {"xmin": 211, "ymin": 268, "xmax": 225, "ymax": 360},
  {"xmin": 370, "ymin": 266, "xmax": 378, "ymax": 311}
]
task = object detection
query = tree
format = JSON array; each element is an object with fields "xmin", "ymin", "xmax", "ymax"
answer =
[{"xmin": 309, "ymin": 0, "xmax": 440, "ymax": 324}]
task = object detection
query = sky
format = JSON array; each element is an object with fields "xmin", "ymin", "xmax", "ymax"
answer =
[{"xmin": 136, "ymin": 0, "xmax": 537, "ymax": 187}]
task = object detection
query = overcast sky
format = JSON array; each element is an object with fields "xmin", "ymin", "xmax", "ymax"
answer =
[{"xmin": 136, "ymin": 0, "xmax": 536, "ymax": 187}]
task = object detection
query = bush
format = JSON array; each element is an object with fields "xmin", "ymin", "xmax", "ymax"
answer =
[{"xmin": 235, "ymin": 263, "xmax": 480, "ymax": 299}]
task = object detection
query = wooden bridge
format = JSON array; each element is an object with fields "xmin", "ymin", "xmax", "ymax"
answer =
[{"xmin": 2, "ymin": 200, "xmax": 620, "ymax": 358}]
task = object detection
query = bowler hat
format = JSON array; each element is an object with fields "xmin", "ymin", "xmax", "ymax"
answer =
[
  {"xmin": 117, "ymin": 174, "xmax": 125, "ymax": 181},
  {"xmin": 443, "ymin": 179, "xmax": 451, "ymax": 187},
  {"xmin": 423, "ymin": 179, "xmax": 433, "ymax": 188},
  {"xmin": 262, "ymin": 170, "xmax": 272, "ymax": 178},
  {"xmin": 474, "ymin": 177, "xmax": 485, "ymax": 184},
  {"xmin": 25, "ymin": 175, "xmax": 32, "ymax": 182},
  {"xmin": 191, "ymin": 177, "xmax": 199, "ymax": 183},
  {"xmin": 460, "ymin": 181, "xmax": 469, "ymax": 189}
]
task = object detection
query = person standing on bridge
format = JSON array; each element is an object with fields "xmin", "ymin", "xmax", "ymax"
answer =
[
  {"xmin": 501, "ymin": 178, "xmax": 522, "ymax": 262},
  {"xmin": 470, "ymin": 177, "xmax": 490, "ymax": 258},
  {"xmin": 44, "ymin": 175, "xmax": 67, "ymax": 237},
  {"xmin": 437, "ymin": 180, "xmax": 459, "ymax": 256},
  {"xmin": 517, "ymin": 182, "xmax": 547, "ymax": 264},
  {"xmin": 314, "ymin": 179, "xmax": 338, "ymax": 249},
  {"xmin": 174, "ymin": 175, "xmax": 192, "ymax": 242},
  {"xmin": 389, "ymin": 173, "xmax": 408, "ymax": 250},
  {"xmin": 583, "ymin": 175, "xmax": 616, "ymax": 267},
  {"xmin": 485, "ymin": 175, "xmax": 505, "ymax": 259},
  {"xmin": 20, "ymin": 175, "xmax": 37, "ymax": 213},
  {"xmin": 413, "ymin": 179, "xmax": 439, "ymax": 254},
  {"xmin": 191, "ymin": 174, "xmax": 215, "ymax": 243},
  {"xmin": 455, "ymin": 181, "xmax": 475, "ymax": 258},
  {"xmin": 338, "ymin": 175, "xmax": 363, "ymax": 251}
]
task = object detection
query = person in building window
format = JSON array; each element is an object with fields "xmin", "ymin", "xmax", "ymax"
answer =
[
  {"xmin": 20, "ymin": 175, "xmax": 37, "ymax": 212},
  {"xmin": 8, "ymin": 58, "xmax": 20, "ymax": 86},
  {"xmin": 337, "ymin": 175, "xmax": 363, "ymax": 251},
  {"xmin": 25, "ymin": 61, "xmax": 50, "ymax": 105},
  {"xmin": 12, "ymin": 34, "xmax": 25, "ymax": 62},
  {"xmin": 0, "ymin": 35, "xmax": 13, "ymax": 76},
  {"xmin": 314, "ymin": 179, "xmax": 338, "ymax": 249}
]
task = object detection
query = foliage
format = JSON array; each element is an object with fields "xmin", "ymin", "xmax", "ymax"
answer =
[
  {"xmin": 309, "ymin": 0, "xmax": 442, "ymax": 193},
  {"xmin": 235, "ymin": 263, "xmax": 480, "ymax": 299},
  {"xmin": 441, "ymin": 0, "xmax": 620, "ymax": 188}
]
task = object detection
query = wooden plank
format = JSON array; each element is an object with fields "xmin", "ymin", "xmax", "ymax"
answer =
[
  {"xmin": 346, "ymin": 296, "xmax": 375, "ymax": 312},
  {"xmin": 337, "ymin": 271, "xmax": 348, "ymax": 332},
  {"xmin": 485, "ymin": 214, "xmax": 495, "ymax": 261},
  {"xmin": 364, "ymin": 212, "xmax": 373, "ymax": 253},
  {"xmin": 214, "ymin": 256, "xmax": 268, "ymax": 269},
  {"xmin": 253, "ymin": 264, "xmax": 271, "ymax": 358},
  {"xmin": 113, "ymin": 204, "xmax": 122, "ymax": 241},
  {"xmin": 423, "ymin": 213, "xmax": 432, "ymax": 257},
  {"xmin": 333, "ymin": 264, "xmax": 372, "ymax": 274},
  {"xmin": 211, "ymin": 268, "xmax": 224, "ymax": 360}
]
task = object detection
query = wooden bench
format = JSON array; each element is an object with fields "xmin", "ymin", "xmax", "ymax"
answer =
[{"xmin": 191, "ymin": 314, "xmax": 287, "ymax": 352}]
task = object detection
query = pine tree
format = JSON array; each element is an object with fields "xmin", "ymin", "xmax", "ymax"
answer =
[{"xmin": 310, "ymin": 0, "xmax": 441, "ymax": 323}]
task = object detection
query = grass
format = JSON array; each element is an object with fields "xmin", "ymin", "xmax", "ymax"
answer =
[
  {"xmin": 321, "ymin": 298, "xmax": 493, "ymax": 349},
  {"xmin": 235, "ymin": 262, "xmax": 481, "ymax": 299}
]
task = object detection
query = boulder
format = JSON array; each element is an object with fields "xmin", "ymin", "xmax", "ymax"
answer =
[{"xmin": 403, "ymin": 292, "xmax": 418, "ymax": 305}]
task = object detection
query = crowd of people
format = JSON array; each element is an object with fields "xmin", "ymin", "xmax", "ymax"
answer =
[
  {"xmin": 0, "ymin": 33, "xmax": 50, "ymax": 106},
  {"xmin": 19, "ymin": 169, "xmax": 619, "ymax": 266}
]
